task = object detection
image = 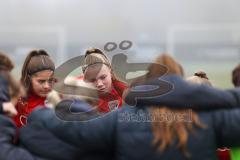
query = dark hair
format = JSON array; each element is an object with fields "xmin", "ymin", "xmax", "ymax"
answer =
[
  {"xmin": 0, "ymin": 51, "xmax": 14, "ymax": 71},
  {"xmin": 194, "ymin": 71, "xmax": 209, "ymax": 80},
  {"xmin": 232, "ymin": 64, "xmax": 240, "ymax": 87},
  {"xmin": 21, "ymin": 49, "xmax": 55, "ymax": 93}
]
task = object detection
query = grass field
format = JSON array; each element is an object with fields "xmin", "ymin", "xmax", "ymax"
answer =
[{"xmin": 182, "ymin": 61, "xmax": 236, "ymax": 89}]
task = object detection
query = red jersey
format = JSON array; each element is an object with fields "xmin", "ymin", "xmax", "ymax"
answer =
[
  {"xmin": 98, "ymin": 80, "xmax": 127, "ymax": 113},
  {"xmin": 77, "ymin": 75, "xmax": 127, "ymax": 113},
  {"xmin": 13, "ymin": 92, "xmax": 46, "ymax": 128}
]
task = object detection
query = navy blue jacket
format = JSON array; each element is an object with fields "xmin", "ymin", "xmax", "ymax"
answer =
[
  {"xmin": 2, "ymin": 75, "xmax": 240, "ymax": 160},
  {"xmin": 21, "ymin": 106, "xmax": 240, "ymax": 160},
  {"xmin": 125, "ymin": 75, "xmax": 240, "ymax": 110},
  {"xmin": 0, "ymin": 115, "xmax": 49, "ymax": 160},
  {"xmin": 0, "ymin": 75, "xmax": 10, "ymax": 113},
  {"xmin": 0, "ymin": 99, "xmax": 102, "ymax": 160},
  {"xmin": 19, "ymin": 75, "xmax": 240, "ymax": 160}
]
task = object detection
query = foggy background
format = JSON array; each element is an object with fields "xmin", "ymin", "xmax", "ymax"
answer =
[{"xmin": 0, "ymin": 0, "xmax": 239, "ymax": 88}]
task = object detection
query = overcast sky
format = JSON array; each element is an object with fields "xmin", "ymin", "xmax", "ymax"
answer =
[{"xmin": 0, "ymin": 0, "xmax": 240, "ymax": 45}]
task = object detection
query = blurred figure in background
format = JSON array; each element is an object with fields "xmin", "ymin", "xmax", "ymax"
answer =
[
  {"xmin": 229, "ymin": 64, "xmax": 240, "ymax": 160},
  {"xmin": 188, "ymin": 71, "xmax": 231, "ymax": 160},
  {"xmin": 0, "ymin": 59, "xmax": 50, "ymax": 160},
  {"xmin": 148, "ymin": 55, "xmax": 207, "ymax": 158},
  {"xmin": 13, "ymin": 50, "xmax": 55, "ymax": 127},
  {"xmin": 0, "ymin": 52, "xmax": 20, "ymax": 117},
  {"xmin": 232, "ymin": 64, "xmax": 240, "ymax": 87},
  {"xmin": 187, "ymin": 71, "xmax": 212, "ymax": 86}
]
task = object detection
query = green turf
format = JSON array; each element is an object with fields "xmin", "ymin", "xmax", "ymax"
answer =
[{"xmin": 182, "ymin": 61, "xmax": 236, "ymax": 89}]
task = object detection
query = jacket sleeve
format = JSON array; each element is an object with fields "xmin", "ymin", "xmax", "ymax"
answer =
[
  {"xmin": 0, "ymin": 75, "xmax": 10, "ymax": 114},
  {"xmin": 0, "ymin": 115, "xmax": 45, "ymax": 160},
  {"xmin": 126, "ymin": 75, "xmax": 240, "ymax": 110},
  {"xmin": 27, "ymin": 107, "xmax": 117, "ymax": 153},
  {"xmin": 0, "ymin": 75, "xmax": 10, "ymax": 102},
  {"xmin": 19, "ymin": 122, "xmax": 80, "ymax": 160},
  {"xmin": 212, "ymin": 109, "xmax": 240, "ymax": 147}
]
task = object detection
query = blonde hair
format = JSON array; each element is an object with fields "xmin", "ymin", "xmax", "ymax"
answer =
[
  {"xmin": 83, "ymin": 48, "xmax": 120, "ymax": 81},
  {"xmin": 83, "ymin": 48, "xmax": 110, "ymax": 69}
]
